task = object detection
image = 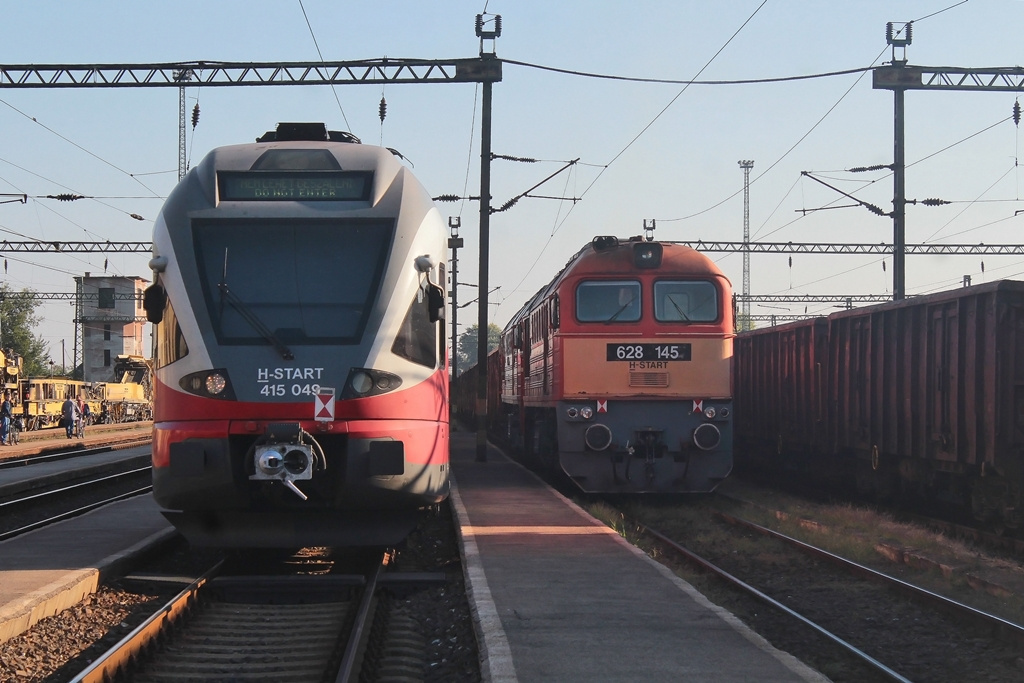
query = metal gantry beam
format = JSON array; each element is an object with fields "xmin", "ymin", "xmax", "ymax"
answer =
[
  {"xmin": 2, "ymin": 239, "xmax": 1021, "ymax": 255},
  {"xmin": 0, "ymin": 241, "xmax": 151, "ymax": 253},
  {"xmin": 1, "ymin": 291, "xmax": 142, "ymax": 301},
  {"xmin": 0, "ymin": 59, "xmax": 502, "ymax": 88},
  {"xmin": 736, "ymin": 294, "xmax": 894, "ymax": 304},
  {"xmin": 669, "ymin": 241, "xmax": 1024, "ymax": 255},
  {"xmin": 873, "ymin": 65, "xmax": 1024, "ymax": 91}
]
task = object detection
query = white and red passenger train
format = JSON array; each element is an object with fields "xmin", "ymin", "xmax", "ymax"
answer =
[
  {"xmin": 144, "ymin": 123, "xmax": 449, "ymax": 547},
  {"xmin": 496, "ymin": 235, "xmax": 734, "ymax": 492}
]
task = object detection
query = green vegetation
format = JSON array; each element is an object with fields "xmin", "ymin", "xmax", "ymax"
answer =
[
  {"xmin": 0, "ymin": 284, "xmax": 53, "ymax": 376},
  {"xmin": 456, "ymin": 322, "xmax": 501, "ymax": 375}
]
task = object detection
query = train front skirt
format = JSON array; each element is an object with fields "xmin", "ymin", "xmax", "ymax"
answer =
[{"xmin": 552, "ymin": 399, "xmax": 733, "ymax": 493}]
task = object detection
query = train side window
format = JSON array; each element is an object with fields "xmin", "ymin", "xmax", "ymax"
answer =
[
  {"xmin": 654, "ymin": 280, "xmax": 719, "ymax": 322},
  {"xmin": 550, "ymin": 295, "xmax": 559, "ymax": 330},
  {"xmin": 576, "ymin": 280, "xmax": 641, "ymax": 323},
  {"xmin": 522, "ymin": 319, "xmax": 531, "ymax": 376},
  {"xmin": 392, "ymin": 292, "xmax": 437, "ymax": 368},
  {"xmin": 154, "ymin": 298, "xmax": 190, "ymax": 369}
]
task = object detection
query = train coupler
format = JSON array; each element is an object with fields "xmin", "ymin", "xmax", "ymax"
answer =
[{"xmin": 249, "ymin": 423, "xmax": 321, "ymax": 501}]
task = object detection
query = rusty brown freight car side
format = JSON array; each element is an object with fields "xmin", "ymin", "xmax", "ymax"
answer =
[
  {"xmin": 734, "ymin": 317, "xmax": 829, "ymax": 472},
  {"xmin": 735, "ymin": 279, "xmax": 1024, "ymax": 530},
  {"xmin": 450, "ymin": 349, "xmax": 504, "ymax": 435},
  {"xmin": 829, "ymin": 280, "xmax": 1024, "ymax": 520}
]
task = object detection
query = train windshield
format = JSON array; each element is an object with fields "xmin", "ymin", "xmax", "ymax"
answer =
[
  {"xmin": 193, "ymin": 218, "xmax": 392, "ymax": 345},
  {"xmin": 576, "ymin": 280, "xmax": 642, "ymax": 323},
  {"xmin": 654, "ymin": 280, "xmax": 718, "ymax": 322}
]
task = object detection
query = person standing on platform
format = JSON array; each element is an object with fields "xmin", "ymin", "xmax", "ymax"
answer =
[
  {"xmin": 62, "ymin": 395, "xmax": 79, "ymax": 439},
  {"xmin": 76, "ymin": 395, "xmax": 86, "ymax": 438},
  {"xmin": 81, "ymin": 401, "xmax": 92, "ymax": 437},
  {"xmin": 0, "ymin": 390, "xmax": 11, "ymax": 446}
]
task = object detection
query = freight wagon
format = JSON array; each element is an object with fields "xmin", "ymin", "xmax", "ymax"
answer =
[{"xmin": 734, "ymin": 279, "xmax": 1024, "ymax": 530}]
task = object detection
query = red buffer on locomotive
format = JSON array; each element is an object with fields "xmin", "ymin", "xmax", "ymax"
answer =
[{"xmin": 499, "ymin": 235, "xmax": 734, "ymax": 492}]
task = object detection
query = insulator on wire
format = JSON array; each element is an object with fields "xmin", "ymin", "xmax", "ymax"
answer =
[
  {"xmin": 788, "ymin": 256, "xmax": 792, "ymax": 268},
  {"xmin": 433, "ymin": 194, "xmax": 461, "ymax": 203},
  {"xmin": 882, "ymin": 261, "xmax": 887, "ymax": 272},
  {"xmin": 1013, "ymin": 100, "xmax": 1021, "ymax": 127},
  {"xmin": 497, "ymin": 196, "xmax": 519, "ymax": 213},
  {"xmin": 981, "ymin": 261, "xmax": 986, "ymax": 273},
  {"xmin": 129, "ymin": 213, "xmax": 144, "ymax": 221},
  {"xmin": 192, "ymin": 103, "xmax": 200, "ymax": 129},
  {"xmin": 3, "ymin": 260, "xmax": 6, "ymax": 275},
  {"xmin": 49, "ymin": 193, "xmax": 83, "ymax": 202},
  {"xmin": 379, "ymin": 96, "xmax": 387, "ymax": 123},
  {"xmin": 104, "ymin": 258, "xmax": 108, "ymax": 272},
  {"xmin": 920, "ymin": 198, "xmax": 950, "ymax": 206}
]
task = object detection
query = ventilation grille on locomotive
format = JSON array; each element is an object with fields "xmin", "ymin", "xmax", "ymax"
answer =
[{"xmin": 629, "ymin": 371, "xmax": 670, "ymax": 388}]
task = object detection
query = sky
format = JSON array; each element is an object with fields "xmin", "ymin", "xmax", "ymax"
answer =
[{"xmin": 1, "ymin": 0, "xmax": 1023, "ymax": 363}]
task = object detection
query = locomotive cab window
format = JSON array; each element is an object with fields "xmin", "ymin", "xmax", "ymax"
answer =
[
  {"xmin": 576, "ymin": 280, "xmax": 642, "ymax": 323},
  {"xmin": 654, "ymin": 280, "xmax": 719, "ymax": 323}
]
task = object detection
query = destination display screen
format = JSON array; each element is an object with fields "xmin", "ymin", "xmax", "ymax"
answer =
[
  {"xmin": 606, "ymin": 343, "xmax": 691, "ymax": 361},
  {"xmin": 218, "ymin": 171, "xmax": 373, "ymax": 201}
]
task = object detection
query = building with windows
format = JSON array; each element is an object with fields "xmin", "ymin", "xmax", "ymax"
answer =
[{"xmin": 75, "ymin": 274, "xmax": 148, "ymax": 382}]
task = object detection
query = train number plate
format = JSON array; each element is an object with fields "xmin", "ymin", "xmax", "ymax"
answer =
[{"xmin": 606, "ymin": 343, "xmax": 691, "ymax": 361}]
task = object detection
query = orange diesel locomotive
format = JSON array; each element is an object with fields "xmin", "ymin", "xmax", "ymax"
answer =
[{"xmin": 499, "ymin": 235, "xmax": 734, "ymax": 492}]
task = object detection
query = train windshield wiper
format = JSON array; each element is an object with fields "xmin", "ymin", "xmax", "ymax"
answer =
[
  {"xmin": 218, "ymin": 282, "xmax": 294, "ymax": 360},
  {"xmin": 667, "ymin": 295, "xmax": 691, "ymax": 322},
  {"xmin": 605, "ymin": 296, "xmax": 637, "ymax": 324},
  {"xmin": 217, "ymin": 248, "xmax": 293, "ymax": 360}
]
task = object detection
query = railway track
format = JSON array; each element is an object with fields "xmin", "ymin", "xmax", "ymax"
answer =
[
  {"xmin": 0, "ymin": 449, "xmax": 152, "ymax": 540},
  {"xmin": 715, "ymin": 511, "xmax": 1024, "ymax": 647},
  {"xmin": 0, "ymin": 495, "xmax": 480, "ymax": 682},
  {"xmin": 605, "ymin": 499, "xmax": 1024, "ymax": 683},
  {"xmin": 69, "ymin": 550, "xmax": 448, "ymax": 682}
]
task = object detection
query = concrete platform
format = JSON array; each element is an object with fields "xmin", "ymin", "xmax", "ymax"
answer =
[
  {"xmin": 449, "ymin": 430, "xmax": 827, "ymax": 683},
  {"xmin": 0, "ymin": 495, "xmax": 173, "ymax": 643}
]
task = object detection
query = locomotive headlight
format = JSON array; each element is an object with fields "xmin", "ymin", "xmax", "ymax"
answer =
[
  {"xmin": 580, "ymin": 406, "xmax": 594, "ymax": 420},
  {"xmin": 566, "ymin": 407, "xmax": 579, "ymax": 418},
  {"xmin": 179, "ymin": 369, "xmax": 236, "ymax": 400},
  {"xmin": 632, "ymin": 242, "xmax": 663, "ymax": 269},
  {"xmin": 341, "ymin": 368, "xmax": 403, "ymax": 399},
  {"xmin": 704, "ymin": 406, "xmax": 717, "ymax": 419},
  {"xmin": 350, "ymin": 371, "xmax": 374, "ymax": 395},
  {"xmin": 205, "ymin": 373, "xmax": 227, "ymax": 395}
]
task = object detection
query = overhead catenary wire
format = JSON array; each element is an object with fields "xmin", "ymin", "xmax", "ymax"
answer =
[
  {"xmin": 0, "ymin": 98, "xmax": 162, "ymax": 199},
  {"xmin": 550, "ymin": 0, "xmax": 771, "ymax": 236},
  {"xmin": 298, "ymin": 0, "xmax": 352, "ymax": 132}
]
